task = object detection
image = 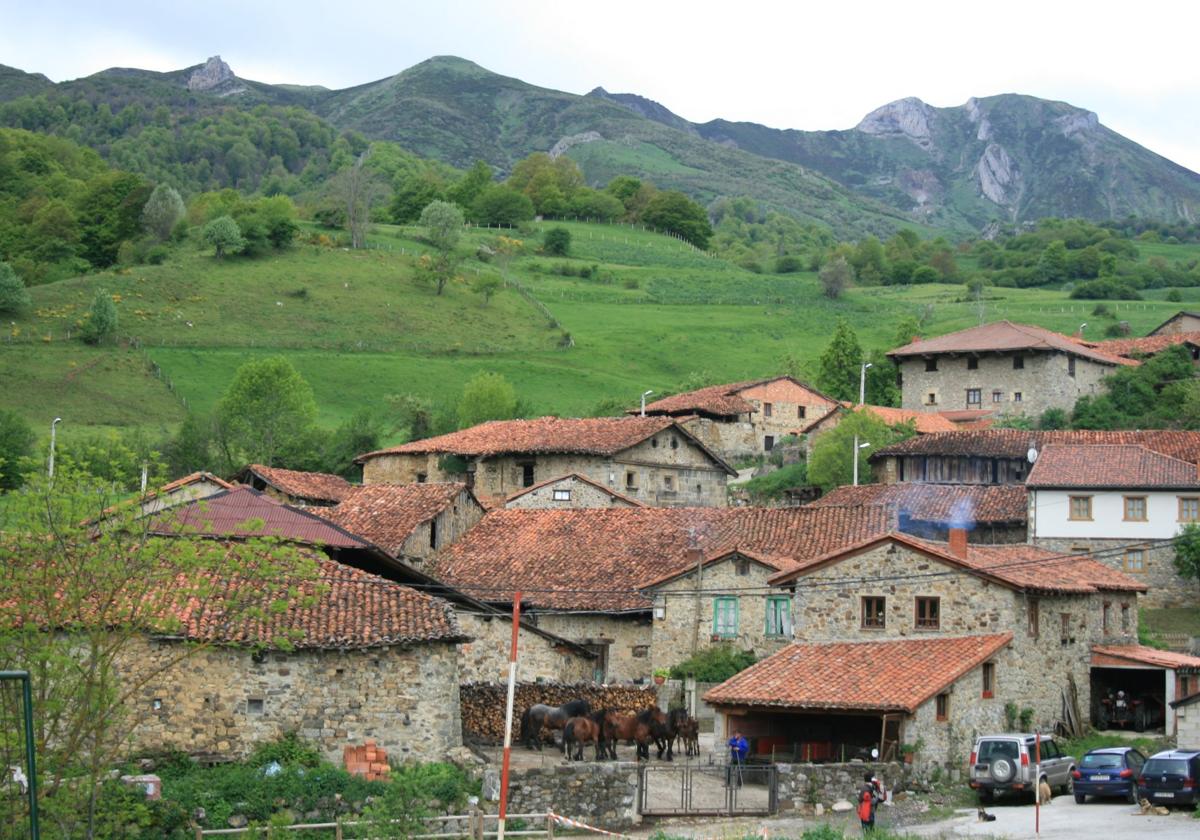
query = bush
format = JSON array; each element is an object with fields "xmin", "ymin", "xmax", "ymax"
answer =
[
  {"xmin": 543, "ymin": 227, "xmax": 571, "ymax": 256},
  {"xmin": 1091, "ymin": 303, "xmax": 1112, "ymax": 317},
  {"xmin": 741, "ymin": 461, "xmax": 809, "ymax": 501},
  {"xmin": 668, "ymin": 645, "xmax": 756, "ymax": 682},
  {"xmin": 774, "ymin": 255, "xmax": 805, "ymax": 274},
  {"xmin": 79, "ymin": 289, "xmax": 118, "ymax": 344},
  {"xmin": 1104, "ymin": 321, "xmax": 1131, "ymax": 337},
  {"xmin": 0, "ymin": 262, "xmax": 31, "ymax": 313},
  {"xmin": 145, "ymin": 245, "xmax": 169, "ymax": 265},
  {"xmin": 1069, "ymin": 278, "xmax": 1142, "ymax": 300},
  {"xmin": 1167, "ymin": 288, "xmax": 1184, "ymax": 302}
]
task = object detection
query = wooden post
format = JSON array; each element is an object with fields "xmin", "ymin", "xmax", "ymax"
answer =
[
  {"xmin": 468, "ymin": 805, "xmax": 484, "ymax": 840},
  {"xmin": 497, "ymin": 591, "xmax": 522, "ymax": 840},
  {"xmin": 335, "ymin": 818, "xmax": 343, "ymax": 840},
  {"xmin": 546, "ymin": 813, "xmax": 555, "ymax": 839},
  {"xmin": 195, "ymin": 828, "xmax": 203, "ymax": 840}
]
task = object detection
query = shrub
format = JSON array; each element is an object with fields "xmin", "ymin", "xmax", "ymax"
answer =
[
  {"xmin": 543, "ymin": 226, "xmax": 571, "ymax": 256},
  {"xmin": 0, "ymin": 262, "xmax": 31, "ymax": 313},
  {"xmin": 145, "ymin": 245, "xmax": 169, "ymax": 265},
  {"xmin": 622, "ymin": 277, "xmax": 639, "ymax": 289},
  {"xmin": 1167, "ymin": 288, "xmax": 1184, "ymax": 302},
  {"xmin": 79, "ymin": 289, "xmax": 118, "ymax": 344},
  {"xmin": 774, "ymin": 255, "xmax": 805, "ymax": 274},
  {"xmin": 1090, "ymin": 303, "xmax": 1112, "ymax": 317},
  {"xmin": 741, "ymin": 461, "xmax": 809, "ymax": 501},
  {"xmin": 1104, "ymin": 321, "xmax": 1131, "ymax": 338},
  {"xmin": 1069, "ymin": 278, "xmax": 1142, "ymax": 300},
  {"xmin": 668, "ymin": 645, "xmax": 756, "ymax": 682}
]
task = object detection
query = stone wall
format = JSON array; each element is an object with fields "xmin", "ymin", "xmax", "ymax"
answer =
[
  {"xmin": 739, "ymin": 379, "xmax": 837, "ymax": 450},
  {"xmin": 400, "ymin": 491, "xmax": 485, "ymax": 566},
  {"xmin": 505, "ymin": 476, "xmax": 640, "ymax": 509},
  {"xmin": 904, "ymin": 653, "xmax": 1012, "ymax": 772},
  {"xmin": 457, "ymin": 613, "xmax": 596, "ymax": 683},
  {"xmin": 125, "ymin": 637, "xmax": 462, "ymax": 764},
  {"xmin": 460, "ymin": 682, "xmax": 657, "ymax": 743},
  {"xmin": 1035, "ymin": 537, "xmax": 1197, "ymax": 608},
  {"xmin": 532, "ymin": 612, "xmax": 651, "ymax": 683},
  {"xmin": 678, "ymin": 417, "xmax": 758, "ymax": 464},
  {"xmin": 897, "ymin": 350, "xmax": 1112, "ymax": 416},
  {"xmin": 775, "ymin": 761, "xmax": 909, "ymax": 811},
  {"xmin": 498, "ymin": 763, "xmax": 640, "ymax": 829}
]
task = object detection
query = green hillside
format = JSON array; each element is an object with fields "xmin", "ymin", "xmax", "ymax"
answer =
[{"xmin": 5, "ymin": 219, "xmax": 1196, "ymax": 447}]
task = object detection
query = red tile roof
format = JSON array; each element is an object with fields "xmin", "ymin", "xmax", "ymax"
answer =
[
  {"xmin": 638, "ymin": 377, "xmax": 836, "ymax": 417},
  {"xmin": 873, "ymin": 430, "xmax": 1200, "ymax": 465},
  {"xmin": 1081, "ymin": 331, "xmax": 1200, "ymax": 360},
  {"xmin": 809, "ymin": 483, "xmax": 1028, "ymax": 524},
  {"xmin": 1027, "ymin": 444, "xmax": 1200, "ymax": 489},
  {"xmin": 770, "ymin": 531, "xmax": 1146, "ymax": 595},
  {"xmin": 1091, "ymin": 644, "xmax": 1200, "ymax": 671},
  {"xmin": 92, "ymin": 471, "xmax": 235, "ymax": 523},
  {"xmin": 504, "ymin": 473, "xmax": 646, "ymax": 507},
  {"xmin": 240, "ymin": 464, "xmax": 353, "ymax": 503},
  {"xmin": 357, "ymin": 417, "xmax": 735, "ymax": 474},
  {"xmin": 837, "ymin": 403, "xmax": 960, "ymax": 434},
  {"xmin": 888, "ymin": 321, "xmax": 1136, "ymax": 366},
  {"xmin": 322, "ymin": 483, "xmax": 476, "ymax": 557},
  {"xmin": 433, "ymin": 506, "xmax": 893, "ymax": 611},
  {"xmin": 149, "ymin": 487, "xmax": 371, "ymax": 550},
  {"xmin": 703, "ymin": 634, "xmax": 1013, "ymax": 713}
]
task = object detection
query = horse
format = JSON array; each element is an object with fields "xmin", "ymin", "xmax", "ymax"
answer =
[
  {"xmin": 519, "ymin": 699, "xmax": 591, "ymax": 750},
  {"xmin": 637, "ymin": 707, "xmax": 675, "ymax": 761},
  {"xmin": 666, "ymin": 709, "xmax": 690, "ymax": 758},
  {"xmin": 677, "ymin": 716, "xmax": 700, "ymax": 757},
  {"xmin": 562, "ymin": 712, "xmax": 606, "ymax": 761},
  {"xmin": 601, "ymin": 710, "xmax": 657, "ymax": 761}
]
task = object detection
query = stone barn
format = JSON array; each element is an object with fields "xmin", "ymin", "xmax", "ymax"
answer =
[{"xmin": 236, "ymin": 464, "xmax": 352, "ymax": 507}]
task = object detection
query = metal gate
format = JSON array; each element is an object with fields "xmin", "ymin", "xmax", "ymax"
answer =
[
  {"xmin": 0, "ymin": 671, "xmax": 39, "ymax": 839},
  {"xmin": 640, "ymin": 763, "xmax": 777, "ymax": 816}
]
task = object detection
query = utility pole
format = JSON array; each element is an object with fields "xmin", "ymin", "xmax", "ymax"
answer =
[
  {"xmin": 640, "ymin": 390, "xmax": 654, "ymax": 417},
  {"xmin": 496, "ymin": 592, "xmax": 521, "ymax": 840},
  {"xmin": 852, "ymin": 438, "xmax": 871, "ymax": 486},
  {"xmin": 859, "ymin": 362, "xmax": 872, "ymax": 406},
  {"xmin": 48, "ymin": 417, "xmax": 62, "ymax": 479}
]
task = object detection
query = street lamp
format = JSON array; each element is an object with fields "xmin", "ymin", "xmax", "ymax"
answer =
[
  {"xmin": 1078, "ymin": 322, "xmax": 1087, "ymax": 337},
  {"xmin": 640, "ymin": 390, "xmax": 654, "ymax": 417},
  {"xmin": 859, "ymin": 363, "xmax": 873, "ymax": 406},
  {"xmin": 48, "ymin": 417, "xmax": 62, "ymax": 479},
  {"xmin": 852, "ymin": 438, "xmax": 871, "ymax": 486}
]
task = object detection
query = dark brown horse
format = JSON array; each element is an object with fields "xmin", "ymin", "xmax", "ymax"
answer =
[
  {"xmin": 676, "ymin": 715, "xmax": 700, "ymax": 757},
  {"xmin": 520, "ymin": 699, "xmax": 591, "ymax": 750},
  {"xmin": 562, "ymin": 712, "xmax": 606, "ymax": 761},
  {"xmin": 638, "ymin": 707, "xmax": 675, "ymax": 761},
  {"xmin": 601, "ymin": 710, "xmax": 656, "ymax": 761}
]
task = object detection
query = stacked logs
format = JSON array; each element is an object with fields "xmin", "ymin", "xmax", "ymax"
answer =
[{"xmin": 461, "ymin": 681, "xmax": 658, "ymax": 743}]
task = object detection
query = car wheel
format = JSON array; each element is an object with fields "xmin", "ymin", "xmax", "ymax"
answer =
[
  {"xmin": 1074, "ymin": 793, "xmax": 1086, "ymax": 804},
  {"xmin": 1127, "ymin": 783, "xmax": 1138, "ymax": 804},
  {"xmin": 1060, "ymin": 770, "xmax": 1074, "ymax": 796}
]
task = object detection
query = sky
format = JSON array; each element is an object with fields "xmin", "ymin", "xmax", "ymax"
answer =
[{"xmin": 2, "ymin": 0, "xmax": 1198, "ymax": 171}]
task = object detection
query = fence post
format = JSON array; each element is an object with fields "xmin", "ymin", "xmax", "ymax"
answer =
[
  {"xmin": 469, "ymin": 804, "xmax": 484, "ymax": 840},
  {"xmin": 546, "ymin": 813, "xmax": 555, "ymax": 839},
  {"xmin": 335, "ymin": 818, "xmax": 343, "ymax": 840},
  {"xmin": 195, "ymin": 828, "xmax": 203, "ymax": 840}
]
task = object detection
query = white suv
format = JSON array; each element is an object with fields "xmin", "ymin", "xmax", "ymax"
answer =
[{"xmin": 969, "ymin": 734, "xmax": 1076, "ymax": 803}]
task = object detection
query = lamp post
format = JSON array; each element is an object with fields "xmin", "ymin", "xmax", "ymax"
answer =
[
  {"xmin": 859, "ymin": 362, "xmax": 873, "ymax": 406},
  {"xmin": 48, "ymin": 417, "xmax": 62, "ymax": 479},
  {"xmin": 1078, "ymin": 322, "xmax": 1087, "ymax": 337},
  {"xmin": 640, "ymin": 390, "xmax": 654, "ymax": 417},
  {"xmin": 852, "ymin": 437, "xmax": 871, "ymax": 486}
]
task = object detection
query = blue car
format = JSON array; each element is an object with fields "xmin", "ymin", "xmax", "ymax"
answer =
[{"xmin": 1073, "ymin": 747, "xmax": 1146, "ymax": 803}]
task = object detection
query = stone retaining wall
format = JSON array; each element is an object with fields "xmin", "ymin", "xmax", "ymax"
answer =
[
  {"xmin": 487, "ymin": 763, "xmax": 640, "ymax": 830},
  {"xmin": 775, "ymin": 761, "xmax": 909, "ymax": 812}
]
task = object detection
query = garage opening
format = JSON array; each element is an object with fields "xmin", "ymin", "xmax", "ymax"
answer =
[
  {"xmin": 1090, "ymin": 667, "xmax": 1165, "ymax": 732},
  {"xmin": 720, "ymin": 710, "xmax": 901, "ymax": 763}
]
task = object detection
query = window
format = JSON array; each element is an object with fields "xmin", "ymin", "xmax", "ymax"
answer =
[
  {"xmin": 695, "ymin": 483, "xmax": 702, "ymax": 495},
  {"xmin": 521, "ymin": 463, "xmax": 535, "ymax": 487},
  {"xmin": 1013, "ymin": 355, "xmax": 1024, "ymax": 370},
  {"xmin": 764, "ymin": 435, "xmax": 775, "ymax": 451},
  {"xmin": 992, "ymin": 390, "xmax": 1003, "ymax": 403},
  {"xmin": 1102, "ymin": 601, "xmax": 1111, "ymax": 634},
  {"xmin": 735, "ymin": 557, "xmax": 751, "ymax": 576},
  {"xmin": 552, "ymin": 489, "xmax": 571, "ymax": 501},
  {"xmin": 1068, "ymin": 356, "xmax": 1076, "ymax": 378},
  {"xmin": 1060, "ymin": 612, "xmax": 1074, "ymax": 646},
  {"xmin": 429, "ymin": 518, "xmax": 439, "ymax": 550},
  {"xmin": 151, "ymin": 698, "xmax": 163, "ymax": 712},
  {"xmin": 925, "ymin": 358, "xmax": 938, "ymax": 372},
  {"xmin": 1180, "ymin": 497, "xmax": 1200, "ymax": 522},
  {"xmin": 797, "ymin": 406, "xmax": 807, "ymax": 420},
  {"xmin": 1070, "ymin": 544, "xmax": 1092, "ymax": 555},
  {"xmin": 764, "ymin": 402, "xmax": 773, "ymax": 417},
  {"xmin": 1028, "ymin": 599, "xmax": 1040, "ymax": 638},
  {"xmin": 625, "ymin": 471, "xmax": 637, "ymax": 490},
  {"xmin": 713, "ymin": 597, "xmax": 739, "ymax": 638},
  {"xmin": 925, "ymin": 392, "xmax": 938, "ymax": 406},
  {"xmin": 631, "ymin": 645, "xmax": 649, "ymax": 658},
  {"xmin": 1121, "ymin": 602, "xmax": 1130, "ymax": 631},
  {"xmin": 1123, "ymin": 549, "xmax": 1146, "ymax": 573},
  {"xmin": 861, "ymin": 596, "xmax": 886, "ymax": 629},
  {"xmin": 670, "ymin": 436, "xmax": 679, "ymax": 450},
  {"xmin": 982, "ymin": 663, "xmax": 995, "ymax": 698},
  {"xmin": 247, "ymin": 698, "xmax": 264, "ymax": 715},
  {"xmin": 936, "ymin": 693, "xmax": 949, "ymax": 722},
  {"xmin": 1013, "ymin": 392, "xmax": 1023, "ymax": 402},
  {"xmin": 967, "ymin": 356, "xmax": 979, "ymax": 370},
  {"xmin": 663, "ymin": 475, "xmax": 675, "ymax": 491},
  {"xmin": 1123, "ymin": 496, "xmax": 1147, "ymax": 522},
  {"xmin": 966, "ymin": 388, "xmax": 981, "ymax": 407},
  {"xmin": 1069, "ymin": 495, "xmax": 1093, "ymax": 521},
  {"xmin": 915, "ymin": 597, "xmax": 940, "ymax": 630},
  {"xmin": 416, "ymin": 472, "xmax": 427, "ymax": 483},
  {"xmin": 651, "ymin": 437, "xmax": 659, "ymax": 448},
  {"xmin": 765, "ymin": 596, "xmax": 792, "ymax": 637}
]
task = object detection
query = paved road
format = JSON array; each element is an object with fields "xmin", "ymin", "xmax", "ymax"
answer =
[{"xmin": 905, "ymin": 798, "xmax": 1197, "ymax": 839}]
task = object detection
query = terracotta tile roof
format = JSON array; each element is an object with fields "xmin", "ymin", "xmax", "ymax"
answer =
[
  {"xmin": 1026, "ymin": 444, "xmax": 1200, "ymax": 489},
  {"xmin": 321, "ymin": 483, "xmax": 475, "ymax": 557},
  {"xmin": 637, "ymin": 377, "xmax": 836, "ymax": 417},
  {"xmin": 873, "ymin": 429, "xmax": 1200, "ymax": 465},
  {"xmin": 937, "ymin": 409, "xmax": 997, "ymax": 428},
  {"xmin": 703, "ymin": 634, "xmax": 1013, "ymax": 713},
  {"xmin": 770, "ymin": 531, "xmax": 1146, "ymax": 595},
  {"xmin": 888, "ymin": 321, "xmax": 1136, "ymax": 366},
  {"xmin": 357, "ymin": 417, "xmax": 735, "ymax": 474},
  {"xmin": 1081, "ymin": 331, "xmax": 1200, "ymax": 359},
  {"xmin": 809, "ymin": 483, "xmax": 1028, "ymax": 524},
  {"xmin": 240, "ymin": 464, "xmax": 353, "ymax": 503},
  {"xmin": 1091, "ymin": 644, "xmax": 1200, "ymax": 671},
  {"xmin": 92, "ymin": 471, "xmax": 235, "ymax": 523},
  {"xmin": 842, "ymin": 403, "xmax": 960, "ymax": 433},
  {"xmin": 172, "ymin": 550, "xmax": 467, "ymax": 649},
  {"xmin": 433, "ymin": 506, "xmax": 893, "ymax": 611},
  {"xmin": 148, "ymin": 487, "xmax": 371, "ymax": 550},
  {"xmin": 504, "ymin": 473, "xmax": 646, "ymax": 507}
]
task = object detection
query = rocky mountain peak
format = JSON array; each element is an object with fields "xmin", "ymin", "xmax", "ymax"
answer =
[
  {"xmin": 187, "ymin": 56, "xmax": 242, "ymax": 94},
  {"xmin": 855, "ymin": 97, "xmax": 934, "ymax": 148}
]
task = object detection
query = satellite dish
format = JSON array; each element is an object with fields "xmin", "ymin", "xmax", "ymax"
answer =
[{"xmin": 1027, "ymin": 447, "xmax": 1039, "ymax": 464}]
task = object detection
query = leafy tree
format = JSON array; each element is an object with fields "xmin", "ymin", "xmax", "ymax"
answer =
[
  {"xmin": 818, "ymin": 255, "xmax": 853, "ymax": 299},
  {"xmin": 1175, "ymin": 523, "xmax": 1200, "ymax": 585},
  {"xmin": 0, "ymin": 261, "xmax": 31, "ymax": 313},
  {"xmin": 472, "ymin": 274, "xmax": 503, "ymax": 305},
  {"xmin": 79, "ymin": 288, "xmax": 118, "ymax": 345},
  {"xmin": 390, "ymin": 170, "xmax": 447, "ymax": 223},
  {"xmin": 568, "ymin": 187, "xmax": 624, "ymax": 221},
  {"xmin": 76, "ymin": 170, "xmax": 151, "ymax": 267},
  {"xmin": 457, "ymin": 371, "xmax": 519, "ymax": 429},
  {"xmin": 1037, "ymin": 240, "xmax": 1069, "ymax": 283},
  {"xmin": 386, "ymin": 393, "xmax": 439, "ymax": 442},
  {"xmin": 543, "ymin": 227, "xmax": 571, "ymax": 256},
  {"xmin": 641, "ymin": 191, "xmax": 712, "ymax": 249},
  {"xmin": 331, "ymin": 151, "xmax": 387, "ymax": 249},
  {"xmin": 863, "ymin": 349, "xmax": 901, "ymax": 407},
  {"xmin": 470, "ymin": 185, "xmax": 535, "ymax": 226},
  {"xmin": 202, "ymin": 215, "xmax": 245, "ymax": 258},
  {"xmin": 816, "ymin": 319, "xmax": 864, "ymax": 402},
  {"xmin": 316, "ymin": 409, "xmax": 381, "ymax": 478},
  {"xmin": 808, "ymin": 409, "xmax": 915, "ymax": 491},
  {"xmin": 215, "ymin": 356, "xmax": 318, "ymax": 467},
  {"xmin": 232, "ymin": 195, "xmax": 299, "ymax": 252},
  {"xmin": 140, "ymin": 183, "xmax": 185, "ymax": 241},
  {"xmin": 893, "ymin": 316, "xmax": 921, "ymax": 348},
  {"xmin": 0, "ymin": 409, "xmax": 35, "ymax": 490},
  {"xmin": 161, "ymin": 412, "xmax": 214, "ymax": 478},
  {"xmin": 668, "ymin": 645, "xmax": 756, "ymax": 682},
  {"xmin": 1038, "ymin": 408, "xmax": 1069, "ymax": 430},
  {"xmin": 447, "ymin": 159, "xmax": 493, "ymax": 209},
  {"xmin": 420, "ymin": 200, "xmax": 465, "ymax": 253}
]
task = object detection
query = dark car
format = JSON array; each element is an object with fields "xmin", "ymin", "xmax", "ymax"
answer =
[
  {"xmin": 1137, "ymin": 749, "xmax": 1200, "ymax": 807},
  {"xmin": 1073, "ymin": 747, "xmax": 1145, "ymax": 803}
]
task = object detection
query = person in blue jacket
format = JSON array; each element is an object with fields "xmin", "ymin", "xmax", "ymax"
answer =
[{"xmin": 726, "ymin": 730, "xmax": 749, "ymax": 787}]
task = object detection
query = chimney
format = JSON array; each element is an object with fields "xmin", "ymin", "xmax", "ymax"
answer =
[
  {"xmin": 948, "ymin": 528, "xmax": 968, "ymax": 559},
  {"xmin": 685, "ymin": 546, "xmax": 704, "ymax": 568}
]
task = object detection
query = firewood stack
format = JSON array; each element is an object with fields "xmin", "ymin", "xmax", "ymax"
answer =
[
  {"xmin": 460, "ymin": 681, "xmax": 658, "ymax": 743},
  {"xmin": 343, "ymin": 739, "xmax": 390, "ymax": 781}
]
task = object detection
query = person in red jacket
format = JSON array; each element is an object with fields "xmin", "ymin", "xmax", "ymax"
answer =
[{"xmin": 858, "ymin": 771, "xmax": 883, "ymax": 832}]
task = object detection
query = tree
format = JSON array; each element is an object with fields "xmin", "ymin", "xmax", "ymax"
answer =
[
  {"xmin": 316, "ymin": 409, "xmax": 381, "ymax": 478},
  {"xmin": 332, "ymin": 150, "xmax": 387, "ymax": 249},
  {"xmin": 386, "ymin": 393, "xmax": 439, "ymax": 442},
  {"xmin": 447, "ymin": 160, "xmax": 494, "ymax": 209},
  {"xmin": 641, "ymin": 191, "xmax": 712, "ymax": 249},
  {"xmin": 420, "ymin": 200, "xmax": 465, "ymax": 253},
  {"xmin": 76, "ymin": 170, "xmax": 151, "ymax": 268},
  {"xmin": 457, "ymin": 371, "xmax": 518, "ymax": 429},
  {"xmin": 471, "ymin": 185, "xmax": 535, "ymax": 226},
  {"xmin": 808, "ymin": 409, "xmax": 915, "ymax": 491},
  {"xmin": 472, "ymin": 274, "xmax": 502, "ymax": 305},
  {"xmin": 0, "ymin": 262, "xmax": 31, "ymax": 313},
  {"xmin": 215, "ymin": 356, "xmax": 318, "ymax": 467},
  {"xmin": 1037, "ymin": 240, "xmax": 1069, "ymax": 283},
  {"xmin": 79, "ymin": 288, "xmax": 118, "ymax": 345},
  {"xmin": 202, "ymin": 215, "xmax": 245, "ymax": 258},
  {"xmin": 390, "ymin": 170, "xmax": 447, "ymax": 223},
  {"xmin": 1174, "ymin": 523, "xmax": 1200, "ymax": 585},
  {"xmin": 819, "ymin": 256, "xmax": 853, "ymax": 299},
  {"xmin": 140, "ymin": 183, "xmax": 185, "ymax": 242},
  {"xmin": 543, "ymin": 227, "xmax": 571, "ymax": 256},
  {"xmin": 0, "ymin": 409, "xmax": 35, "ymax": 490},
  {"xmin": 816, "ymin": 319, "xmax": 864, "ymax": 402},
  {"xmin": 161, "ymin": 413, "xmax": 214, "ymax": 479}
]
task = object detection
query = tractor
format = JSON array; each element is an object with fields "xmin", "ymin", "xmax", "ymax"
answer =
[{"xmin": 1095, "ymin": 689, "xmax": 1161, "ymax": 732}]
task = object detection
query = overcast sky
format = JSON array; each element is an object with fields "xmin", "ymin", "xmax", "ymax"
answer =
[{"xmin": 2, "ymin": 0, "xmax": 1197, "ymax": 171}]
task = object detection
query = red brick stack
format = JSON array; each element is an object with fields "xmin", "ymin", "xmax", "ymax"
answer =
[{"xmin": 343, "ymin": 739, "xmax": 390, "ymax": 781}]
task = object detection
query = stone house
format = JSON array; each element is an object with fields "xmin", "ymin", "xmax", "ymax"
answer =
[
  {"xmin": 636, "ymin": 376, "xmax": 838, "ymax": 461},
  {"xmin": 321, "ymin": 482, "xmax": 484, "ymax": 569},
  {"xmin": 432, "ymin": 505, "xmax": 892, "ymax": 682},
  {"xmin": 126, "ymin": 552, "xmax": 469, "ymax": 763},
  {"xmin": 798, "ymin": 402, "xmax": 959, "ymax": 456},
  {"xmin": 93, "ymin": 471, "xmax": 234, "ymax": 524},
  {"xmin": 809, "ymin": 483, "xmax": 1029, "ymax": 544},
  {"xmin": 1026, "ymin": 443, "xmax": 1200, "ymax": 608},
  {"xmin": 503, "ymin": 472, "xmax": 645, "ymax": 510},
  {"xmin": 236, "ymin": 464, "xmax": 352, "ymax": 507},
  {"xmin": 871, "ymin": 429, "xmax": 1200, "ymax": 485},
  {"xmin": 1149, "ymin": 310, "xmax": 1200, "ymax": 336},
  {"xmin": 356, "ymin": 416, "xmax": 736, "ymax": 509},
  {"xmin": 888, "ymin": 320, "xmax": 1135, "ymax": 416}
]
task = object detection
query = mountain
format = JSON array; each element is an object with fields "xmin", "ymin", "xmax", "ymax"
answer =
[{"xmin": 596, "ymin": 90, "xmax": 1200, "ymax": 229}]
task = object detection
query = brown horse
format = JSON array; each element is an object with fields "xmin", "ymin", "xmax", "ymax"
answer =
[
  {"xmin": 601, "ymin": 710, "xmax": 656, "ymax": 761},
  {"xmin": 676, "ymin": 715, "xmax": 700, "ymax": 757},
  {"xmin": 638, "ymin": 707, "xmax": 675, "ymax": 761},
  {"xmin": 519, "ymin": 699, "xmax": 591, "ymax": 750},
  {"xmin": 562, "ymin": 712, "xmax": 605, "ymax": 761}
]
